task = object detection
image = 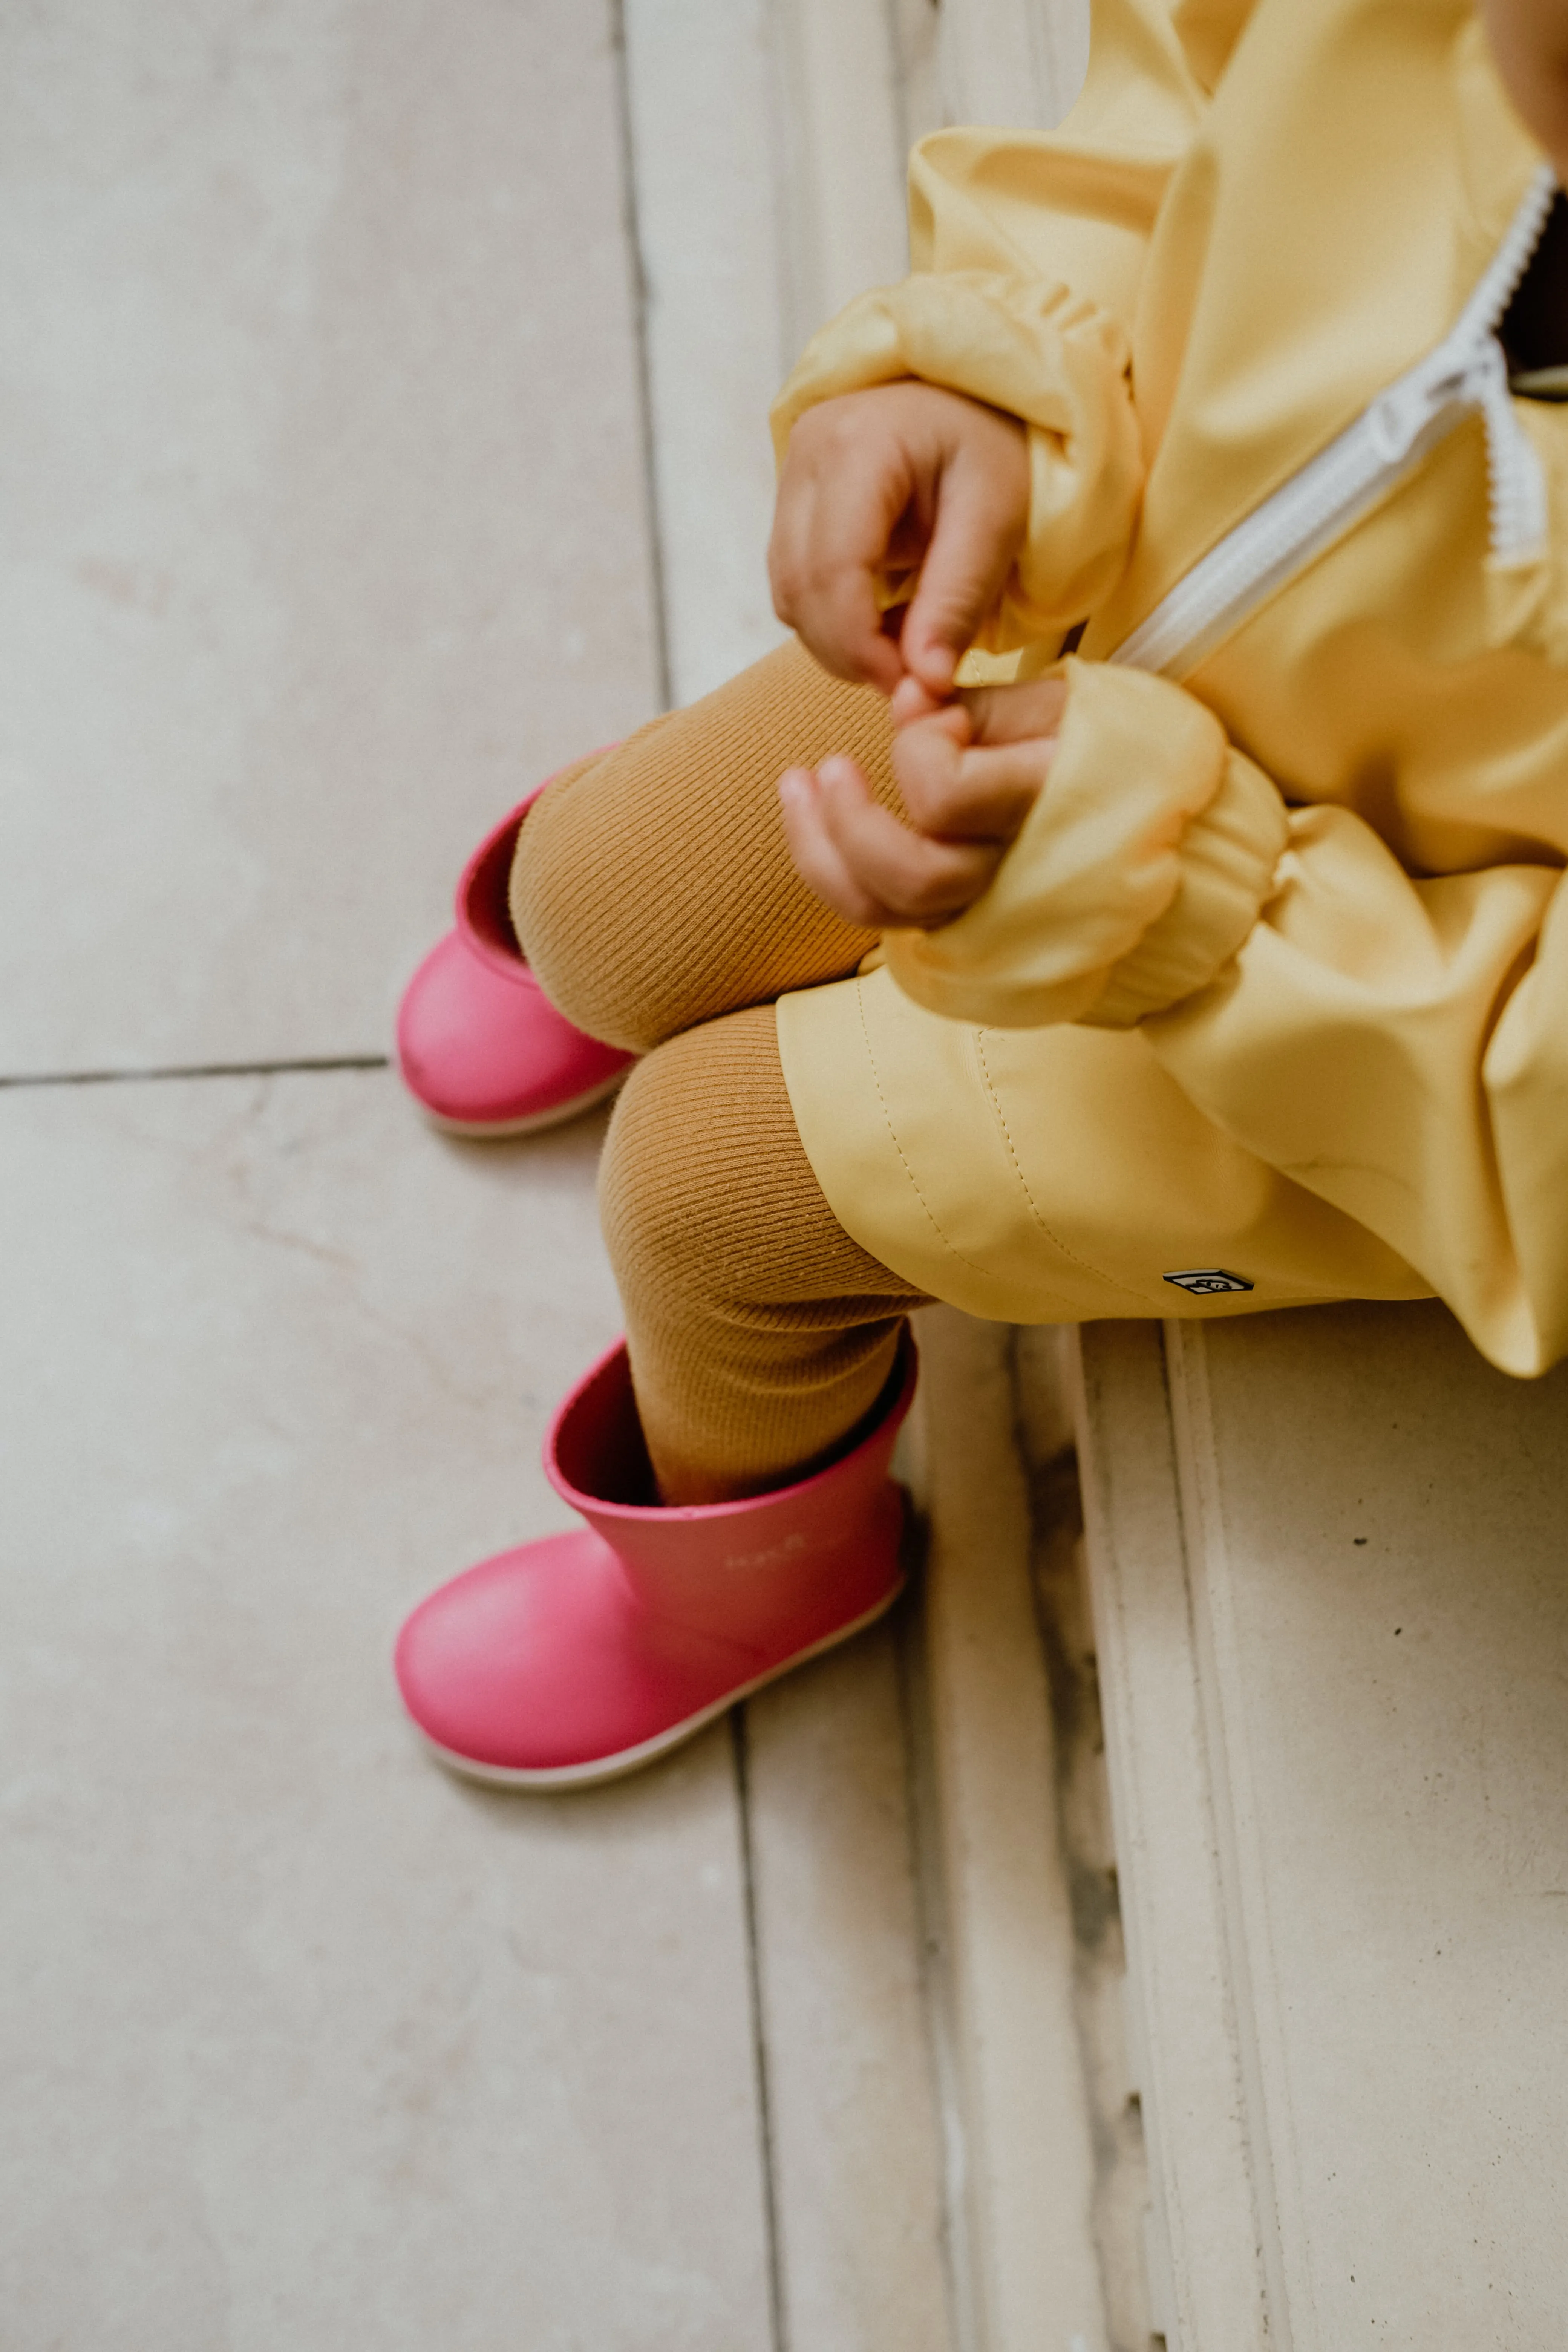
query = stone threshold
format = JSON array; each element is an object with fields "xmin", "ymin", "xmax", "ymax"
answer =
[{"xmin": 899, "ymin": 1308, "xmax": 1154, "ymax": 2352}]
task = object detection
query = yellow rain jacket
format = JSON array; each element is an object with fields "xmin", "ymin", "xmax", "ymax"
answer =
[{"xmin": 771, "ymin": 0, "xmax": 1568, "ymax": 1375}]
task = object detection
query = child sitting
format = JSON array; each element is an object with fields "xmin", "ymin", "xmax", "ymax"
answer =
[{"xmin": 394, "ymin": 0, "xmax": 1568, "ymax": 1785}]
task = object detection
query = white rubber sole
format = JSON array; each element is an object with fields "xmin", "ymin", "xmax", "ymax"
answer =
[
  {"xmin": 421, "ymin": 1065, "xmax": 630, "ymax": 1140},
  {"xmin": 412, "ymin": 1575, "xmax": 906, "ymax": 1791}
]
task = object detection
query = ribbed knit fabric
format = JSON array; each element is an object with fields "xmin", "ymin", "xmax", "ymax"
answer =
[
  {"xmin": 599, "ymin": 1003, "xmax": 927, "ymax": 1503},
  {"xmin": 510, "ymin": 636, "xmax": 901, "ymax": 1052},
  {"xmin": 506, "ymin": 635, "xmax": 926, "ymax": 1502}
]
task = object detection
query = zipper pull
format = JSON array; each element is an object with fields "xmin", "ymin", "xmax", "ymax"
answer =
[
  {"xmin": 1366, "ymin": 332, "xmax": 1547, "ymax": 561},
  {"xmin": 1366, "ymin": 343, "xmax": 1481, "ymax": 465}
]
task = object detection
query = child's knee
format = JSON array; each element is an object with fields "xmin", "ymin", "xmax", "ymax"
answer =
[
  {"xmin": 508, "ymin": 753, "xmax": 655, "ymax": 1052},
  {"xmin": 597, "ymin": 1009, "xmax": 796, "ymax": 1316}
]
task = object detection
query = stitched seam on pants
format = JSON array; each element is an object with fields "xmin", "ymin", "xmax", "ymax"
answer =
[
  {"xmin": 974, "ymin": 1029, "xmax": 1151, "ymax": 1307},
  {"xmin": 856, "ymin": 980, "xmax": 992, "ymax": 1279}
]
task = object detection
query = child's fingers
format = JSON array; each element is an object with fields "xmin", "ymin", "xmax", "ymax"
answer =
[
  {"xmin": 899, "ymin": 421, "xmax": 1029, "ymax": 697},
  {"xmin": 959, "ymin": 675, "xmax": 1069, "ymax": 744},
  {"xmin": 813, "ymin": 756, "xmax": 1002, "ymax": 925},
  {"xmin": 769, "ymin": 414, "xmax": 911, "ymax": 693},
  {"xmin": 780, "ymin": 760, "xmax": 998, "ymax": 928},
  {"xmin": 889, "ymin": 674, "xmax": 955, "ymax": 730},
  {"xmin": 778, "ymin": 767, "xmax": 892, "ymax": 929},
  {"xmin": 798, "ymin": 560, "xmax": 905, "ymax": 696},
  {"xmin": 893, "ymin": 714, "xmax": 1055, "ymax": 841},
  {"xmin": 770, "ymin": 488, "xmax": 906, "ymax": 693}
]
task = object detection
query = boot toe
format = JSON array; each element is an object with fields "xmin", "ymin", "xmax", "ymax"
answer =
[
  {"xmin": 395, "ymin": 931, "xmax": 632, "ymax": 1131},
  {"xmin": 393, "ymin": 1530, "xmax": 732, "ymax": 1779}
]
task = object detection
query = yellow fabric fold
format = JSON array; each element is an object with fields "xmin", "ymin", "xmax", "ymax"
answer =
[
  {"xmin": 1085, "ymin": 739, "xmax": 1289, "ymax": 1026},
  {"xmin": 883, "ymin": 659, "xmax": 1286, "ymax": 1028},
  {"xmin": 776, "ymin": 966, "xmax": 1429, "ymax": 1323},
  {"xmin": 1145, "ymin": 809, "xmax": 1563, "ymax": 1372}
]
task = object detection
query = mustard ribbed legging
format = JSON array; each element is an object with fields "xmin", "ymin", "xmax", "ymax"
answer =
[{"xmin": 510, "ymin": 639, "xmax": 929, "ymax": 1504}]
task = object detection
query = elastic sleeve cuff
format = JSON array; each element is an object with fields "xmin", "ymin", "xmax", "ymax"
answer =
[
  {"xmin": 1083, "ymin": 747, "xmax": 1290, "ymax": 1027},
  {"xmin": 770, "ymin": 271, "xmax": 1144, "ymax": 640}
]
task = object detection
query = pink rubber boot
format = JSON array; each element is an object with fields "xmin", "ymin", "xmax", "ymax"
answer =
[
  {"xmin": 396, "ymin": 778, "xmax": 635, "ymax": 1136},
  {"xmin": 394, "ymin": 1328, "xmax": 918, "ymax": 1787}
]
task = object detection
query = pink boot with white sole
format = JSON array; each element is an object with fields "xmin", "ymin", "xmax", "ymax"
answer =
[
  {"xmin": 394, "ymin": 1328, "xmax": 917, "ymax": 1787},
  {"xmin": 396, "ymin": 777, "xmax": 635, "ymax": 1136}
]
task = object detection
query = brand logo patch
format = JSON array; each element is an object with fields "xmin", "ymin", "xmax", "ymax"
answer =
[
  {"xmin": 1163, "ymin": 1268, "xmax": 1255, "ymax": 1295},
  {"xmin": 723, "ymin": 1531, "xmax": 810, "ymax": 1570}
]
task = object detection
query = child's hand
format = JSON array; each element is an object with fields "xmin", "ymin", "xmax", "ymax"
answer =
[
  {"xmin": 779, "ymin": 673, "xmax": 1067, "ymax": 929},
  {"xmin": 769, "ymin": 383, "xmax": 1030, "ymax": 699}
]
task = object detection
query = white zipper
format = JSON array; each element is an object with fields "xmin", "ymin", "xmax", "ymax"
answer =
[{"xmin": 1109, "ymin": 164, "xmax": 1559, "ymax": 679}]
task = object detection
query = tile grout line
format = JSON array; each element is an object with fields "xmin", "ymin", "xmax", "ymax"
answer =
[
  {"xmin": 893, "ymin": 1549, "xmax": 985, "ymax": 2352},
  {"xmin": 608, "ymin": 0, "xmax": 674, "ymax": 718},
  {"xmin": 1006, "ymin": 1328, "xmax": 1122, "ymax": 2352},
  {"xmin": 728, "ymin": 1705, "xmax": 790, "ymax": 2352},
  {"xmin": 0, "ymin": 1055, "xmax": 391, "ymax": 1092}
]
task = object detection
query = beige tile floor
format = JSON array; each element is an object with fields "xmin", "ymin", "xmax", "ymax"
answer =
[
  {"xmin": 2, "ymin": 1078, "xmax": 775, "ymax": 2349},
  {"xmin": 0, "ymin": 6, "xmax": 958, "ymax": 2344},
  {"xmin": 0, "ymin": 0, "xmax": 661, "ymax": 1075}
]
